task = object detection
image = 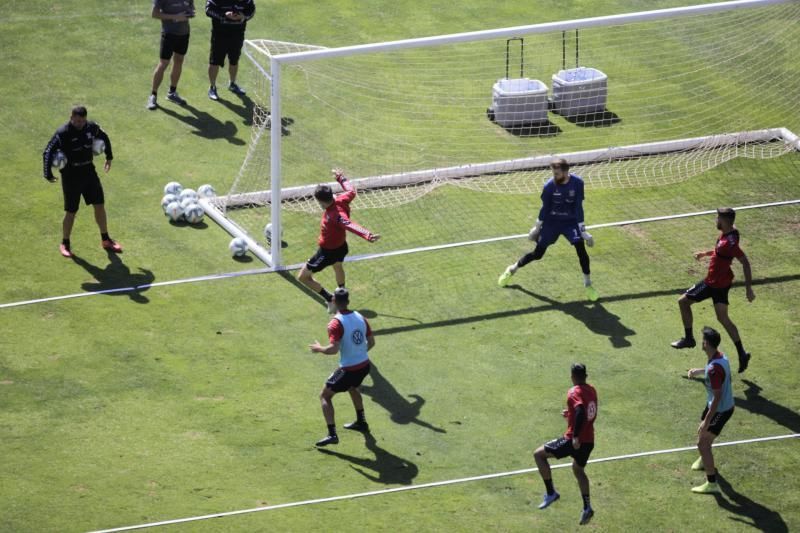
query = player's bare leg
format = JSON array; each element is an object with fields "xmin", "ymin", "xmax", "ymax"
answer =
[
  {"xmin": 692, "ymin": 429, "xmax": 720, "ymax": 493},
  {"xmin": 573, "ymin": 462, "xmax": 594, "ymax": 525},
  {"xmin": 714, "ymin": 302, "xmax": 750, "ymax": 372},
  {"xmin": 316, "ymin": 386, "xmax": 339, "ymax": 446},
  {"xmin": 332, "ymin": 262, "xmax": 345, "ymax": 288},
  {"xmin": 671, "ymin": 295, "xmax": 697, "ymax": 348},
  {"xmin": 344, "ymin": 387, "xmax": 369, "ymax": 431},
  {"xmin": 533, "ymin": 447, "xmax": 560, "ymax": 509},
  {"xmin": 60, "ymin": 211, "xmax": 77, "ymax": 257},
  {"xmin": 93, "ymin": 204, "xmax": 109, "ymax": 234},
  {"xmin": 170, "ymin": 53, "xmax": 185, "ymax": 88}
]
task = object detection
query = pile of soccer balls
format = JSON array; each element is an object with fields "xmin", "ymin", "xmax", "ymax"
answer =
[{"xmin": 161, "ymin": 182, "xmax": 215, "ymax": 225}]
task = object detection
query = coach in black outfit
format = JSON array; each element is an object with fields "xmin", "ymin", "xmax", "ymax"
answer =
[
  {"xmin": 42, "ymin": 106, "xmax": 122, "ymax": 258},
  {"xmin": 205, "ymin": 0, "xmax": 255, "ymax": 101}
]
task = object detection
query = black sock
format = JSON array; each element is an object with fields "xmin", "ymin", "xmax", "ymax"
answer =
[
  {"xmin": 319, "ymin": 288, "xmax": 333, "ymax": 302},
  {"xmin": 356, "ymin": 409, "xmax": 366, "ymax": 423},
  {"xmin": 327, "ymin": 424, "xmax": 337, "ymax": 437},
  {"xmin": 210, "ymin": 84, "xmax": 216, "ymax": 90},
  {"xmin": 684, "ymin": 328, "xmax": 694, "ymax": 340},
  {"xmin": 544, "ymin": 478, "xmax": 554, "ymax": 495},
  {"xmin": 62, "ymin": 238, "xmax": 70, "ymax": 248},
  {"xmin": 169, "ymin": 85, "xmax": 176, "ymax": 93},
  {"xmin": 707, "ymin": 473, "xmax": 717, "ymax": 483},
  {"xmin": 338, "ymin": 283, "xmax": 346, "ymax": 289},
  {"xmin": 151, "ymin": 91, "xmax": 157, "ymax": 96},
  {"xmin": 734, "ymin": 340, "xmax": 746, "ymax": 357},
  {"xmin": 582, "ymin": 494, "xmax": 591, "ymax": 509},
  {"xmin": 101, "ymin": 233, "xmax": 110, "ymax": 241}
]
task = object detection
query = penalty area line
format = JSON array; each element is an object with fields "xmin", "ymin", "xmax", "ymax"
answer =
[{"xmin": 91, "ymin": 433, "xmax": 798, "ymax": 532}]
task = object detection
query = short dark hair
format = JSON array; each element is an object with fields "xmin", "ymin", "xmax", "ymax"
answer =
[
  {"xmin": 717, "ymin": 207, "xmax": 736, "ymax": 223},
  {"xmin": 571, "ymin": 363, "xmax": 587, "ymax": 381},
  {"xmin": 314, "ymin": 184, "xmax": 334, "ymax": 203},
  {"xmin": 333, "ymin": 287, "xmax": 349, "ymax": 304},
  {"xmin": 701, "ymin": 326, "xmax": 721, "ymax": 349},
  {"xmin": 550, "ymin": 157, "xmax": 570, "ymax": 171},
  {"xmin": 71, "ymin": 105, "xmax": 88, "ymax": 117}
]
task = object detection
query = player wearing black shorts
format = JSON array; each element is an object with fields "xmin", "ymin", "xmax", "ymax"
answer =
[
  {"xmin": 686, "ymin": 327, "xmax": 735, "ymax": 494},
  {"xmin": 148, "ymin": 0, "xmax": 195, "ymax": 109},
  {"xmin": 42, "ymin": 106, "xmax": 121, "ymax": 258},
  {"xmin": 533, "ymin": 364, "xmax": 598, "ymax": 526},
  {"xmin": 205, "ymin": 0, "xmax": 255, "ymax": 101},
  {"xmin": 309, "ymin": 289, "xmax": 375, "ymax": 447}
]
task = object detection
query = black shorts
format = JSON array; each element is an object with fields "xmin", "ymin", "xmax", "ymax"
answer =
[
  {"xmin": 61, "ymin": 166, "xmax": 104, "ymax": 212},
  {"xmin": 701, "ymin": 406, "xmax": 734, "ymax": 436},
  {"xmin": 209, "ymin": 28, "xmax": 245, "ymax": 66},
  {"xmin": 685, "ymin": 280, "xmax": 730, "ymax": 305},
  {"xmin": 543, "ymin": 436, "xmax": 595, "ymax": 467},
  {"xmin": 306, "ymin": 243, "xmax": 349, "ymax": 273},
  {"xmin": 160, "ymin": 32, "xmax": 190, "ymax": 60},
  {"xmin": 325, "ymin": 362, "xmax": 371, "ymax": 393}
]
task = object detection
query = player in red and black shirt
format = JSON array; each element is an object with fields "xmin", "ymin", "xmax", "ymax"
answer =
[
  {"xmin": 671, "ymin": 208, "xmax": 755, "ymax": 373},
  {"xmin": 533, "ymin": 363, "xmax": 598, "ymax": 526},
  {"xmin": 298, "ymin": 169, "xmax": 381, "ymax": 313}
]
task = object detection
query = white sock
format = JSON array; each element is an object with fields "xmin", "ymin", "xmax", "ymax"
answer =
[{"xmin": 583, "ymin": 274, "xmax": 591, "ymax": 287}]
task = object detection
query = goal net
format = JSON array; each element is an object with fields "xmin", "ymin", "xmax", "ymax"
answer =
[{"xmin": 205, "ymin": 0, "xmax": 800, "ymax": 269}]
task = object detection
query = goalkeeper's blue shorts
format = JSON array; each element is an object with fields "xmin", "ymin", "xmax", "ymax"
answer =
[{"xmin": 539, "ymin": 221, "xmax": 582, "ymax": 247}]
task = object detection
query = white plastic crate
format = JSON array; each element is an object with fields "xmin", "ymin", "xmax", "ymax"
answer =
[
  {"xmin": 490, "ymin": 78, "xmax": 549, "ymax": 126},
  {"xmin": 551, "ymin": 67, "xmax": 607, "ymax": 116}
]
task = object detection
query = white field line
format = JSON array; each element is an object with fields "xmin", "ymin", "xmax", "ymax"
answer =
[
  {"xmin": 91, "ymin": 433, "xmax": 799, "ymax": 532},
  {"xmin": 2, "ymin": 199, "xmax": 798, "ymax": 310}
]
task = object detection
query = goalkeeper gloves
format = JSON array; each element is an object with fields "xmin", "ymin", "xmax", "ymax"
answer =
[
  {"xmin": 528, "ymin": 220, "xmax": 543, "ymax": 242},
  {"xmin": 579, "ymin": 223, "xmax": 594, "ymax": 247}
]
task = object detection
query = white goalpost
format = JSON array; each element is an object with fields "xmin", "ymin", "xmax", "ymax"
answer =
[{"xmin": 203, "ymin": 0, "xmax": 800, "ymax": 269}]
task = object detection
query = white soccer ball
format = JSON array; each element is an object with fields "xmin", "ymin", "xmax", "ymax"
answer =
[
  {"xmin": 179, "ymin": 196, "xmax": 197, "ymax": 210},
  {"xmin": 179, "ymin": 188, "xmax": 198, "ymax": 203},
  {"xmin": 164, "ymin": 201, "xmax": 183, "ymax": 222},
  {"xmin": 164, "ymin": 181, "xmax": 183, "ymax": 196},
  {"xmin": 161, "ymin": 193, "xmax": 179, "ymax": 211},
  {"xmin": 229, "ymin": 237, "xmax": 248, "ymax": 256},
  {"xmin": 92, "ymin": 138, "xmax": 105, "ymax": 156},
  {"xmin": 183, "ymin": 203, "xmax": 204, "ymax": 224},
  {"xmin": 197, "ymin": 184, "xmax": 216, "ymax": 198},
  {"xmin": 264, "ymin": 223, "xmax": 283, "ymax": 244},
  {"xmin": 51, "ymin": 150, "xmax": 67, "ymax": 170}
]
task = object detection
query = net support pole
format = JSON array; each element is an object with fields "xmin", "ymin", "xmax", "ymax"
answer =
[{"xmin": 269, "ymin": 56, "xmax": 283, "ymax": 268}]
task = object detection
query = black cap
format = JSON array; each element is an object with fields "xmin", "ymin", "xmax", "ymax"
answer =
[
  {"xmin": 333, "ymin": 287, "xmax": 349, "ymax": 303},
  {"xmin": 571, "ymin": 363, "xmax": 587, "ymax": 378}
]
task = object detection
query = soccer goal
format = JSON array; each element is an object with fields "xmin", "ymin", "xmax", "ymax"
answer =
[{"xmin": 201, "ymin": 0, "xmax": 800, "ymax": 269}]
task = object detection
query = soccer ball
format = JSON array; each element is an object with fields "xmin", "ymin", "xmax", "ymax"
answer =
[
  {"xmin": 51, "ymin": 150, "xmax": 67, "ymax": 170},
  {"xmin": 164, "ymin": 181, "xmax": 183, "ymax": 196},
  {"xmin": 161, "ymin": 193, "xmax": 179, "ymax": 211},
  {"xmin": 197, "ymin": 184, "xmax": 216, "ymax": 198},
  {"xmin": 183, "ymin": 203, "xmax": 204, "ymax": 224},
  {"xmin": 229, "ymin": 237, "xmax": 248, "ymax": 256},
  {"xmin": 264, "ymin": 223, "xmax": 283, "ymax": 245},
  {"xmin": 164, "ymin": 201, "xmax": 183, "ymax": 222},
  {"xmin": 179, "ymin": 188, "xmax": 198, "ymax": 203},
  {"xmin": 179, "ymin": 196, "xmax": 197, "ymax": 210},
  {"xmin": 92, "ymin": 138, "xmax": 105, "ymax": 156}
]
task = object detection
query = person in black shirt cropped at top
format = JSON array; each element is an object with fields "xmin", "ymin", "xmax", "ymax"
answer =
[{"xmin": 205, "ymin": 0, "xmax": 255, "ymax": 101}]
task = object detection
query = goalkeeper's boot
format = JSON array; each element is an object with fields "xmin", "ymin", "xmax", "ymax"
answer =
[
  {"xmin": 691, "ymin": 457, "xmax": 705, "ymax": 471},
  {"xmin": 670, "ymin": 337, "xmax": 696, "ymax": 349},
  {"xmin": 538, "ymin": 491, "xmax": 560, "ymax": 509},
  {"xmin": 585, "ymin": 284, "xmax": 599, "ymax": 302},
  {"xmin": 59, "ymin": 243, "xmax": 73, "ymax": 258},
  {"xmin": 228, "ymin": 82, "xmax": 247, "ymax": 96},
  {"xmin": 738, "ymin": 352, "xmax": 751, "ymax": 374},
  {"xmin": 315, "ymin": 434, "xmax": 339, "ymax": 447},
  {"xmin": 498, "ymin": 265, "xmax": 515, "ymax": 287},
  {"xmin": 691, "ymin": 481, "xmax": 720, "ymax": 494},
  {"xmin": 344, "ymin": 420, "xmax": 370, "ymax": 432},
  {"xmin": 102, "ymin": 239, "xmax": 123, "ymax": 253},
  {"xmin": 579, "ymin": 507, "xmax": 594, "ymax": 525}
]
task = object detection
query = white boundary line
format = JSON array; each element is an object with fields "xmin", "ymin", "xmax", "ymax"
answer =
[
  {"xmin": 1, "ymin": 199, "xmax": 798, "ymax": 310},
  {"xmin": 91, "ymin": 433, "xmax": 799, "ymax": 532}
]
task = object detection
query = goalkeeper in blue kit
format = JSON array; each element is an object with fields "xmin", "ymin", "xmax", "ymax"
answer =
[{"xmin": 498, "ymin": 158, "xmax": 599, "ymax": 302}]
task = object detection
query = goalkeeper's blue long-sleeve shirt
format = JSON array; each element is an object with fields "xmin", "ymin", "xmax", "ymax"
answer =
[{"xmin": 538, "ymin": 173, "xmax": 585, "ymax": 223}]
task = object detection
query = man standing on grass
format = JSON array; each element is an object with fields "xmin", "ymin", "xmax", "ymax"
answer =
[
  {"xmin": 298, "ymin": 169, "xmax": 380, "ymax": 313},
  {"xmin": 42, "ymin": 106, "xmax": 121, "ymax": 258},
  {"xmin": 533, "ymin": 363, "xmax": 597, "ymax": 526},
  {"xmin": 147, "ymin": 0, "xmax": 195, "ymax": 110},
  {"xmin": 205, "ymin": 0, "xmax": 255, "ymax": 101},
  {"xmin": 686, "ymin": 326, "xmax": 734, "ymax": 494},
  {"xmin": 671, "ymin": 207, "xmax": 754, "ymax": 373},
  {"xmin": 498, "ymin": 158, "xmax": 599, "ymax": 302},
  {"xmin": 309, "ymin": 288, "xmax": 374, "ymax": 447}
]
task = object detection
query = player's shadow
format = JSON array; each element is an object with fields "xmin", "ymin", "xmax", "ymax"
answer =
[
  {"xmin": 158, "ymin": 103, "xmax": 245, "ymax": 145},
  {"xmin": 512, "ymin": 286, "xmax": 635, "ymax": 347},
  {"xmin": 735, "ymin": 380, "xmax": 800, "ymax": 434},
  {"xmin": 560, "ymin": 108, "xmax": 621, "ymax": 127},
  {"xmin": 360, "ymin": 363, "xmax": 446, "ymax": 433},
  {"xmin": 70, "ymin": 251, "xmax": 154, "ymax": 304},
  {"xmin": 317, "ymin": 431, "xmax": 419, "ymax": 485},
  {"xmin": 713, "ymin": 472, "xmax": 788, "ymax": 532},
  {"xmin": 217, "ymin": 93, "xmax": 255, "ymax": 126}
]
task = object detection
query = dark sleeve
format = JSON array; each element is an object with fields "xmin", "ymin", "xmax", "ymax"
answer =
[
  {"xmin": 575, "ymin": 176, "xmax": 585, "ymax": 223},
  {"xmin": 205, "ymin": 0, "xmax": 228, "ymax": 21},
  {"xmin": 538, "ymin": 180, "xmax": 552, "ymax": 221},
  {"xmin": 240, "ymin": 0, "xmax": 255, "ymax": 21},
  {"xmin": 92, "ymin": 123, "xmax": 113, "ymax": 161},
  {"xmin": 42, "ymin": 131, "xmax": 61, "ymax": 180},
  {"xmin": 573, "ymin": 404, "xmax": 586, "ymax": 436}
]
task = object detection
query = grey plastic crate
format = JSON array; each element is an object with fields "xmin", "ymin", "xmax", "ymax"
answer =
[
  {"xmin": 551, "ymin": 67, "xmax": 607, "ymax": 116},
  {"xmin": 491, "ymin": 78, "xmax": 549, "ymax": 126}
]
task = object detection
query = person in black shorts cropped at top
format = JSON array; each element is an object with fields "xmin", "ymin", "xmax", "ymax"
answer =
[
  {"xmin": 205, "ymin": 0, "xmax": 255, "ymax": 101},
  {"xmin": 148, "ymin": 0, "xmax": 196, "ymax": 109}
]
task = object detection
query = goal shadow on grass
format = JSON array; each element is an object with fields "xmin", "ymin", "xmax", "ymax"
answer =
[
  {"xmin": 70, "ymin": 251, "xmax": 154, "ymax": 304},
  {"xmin": 316, "ymin": 431, "xmax": 419, "ymax": 485}
]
